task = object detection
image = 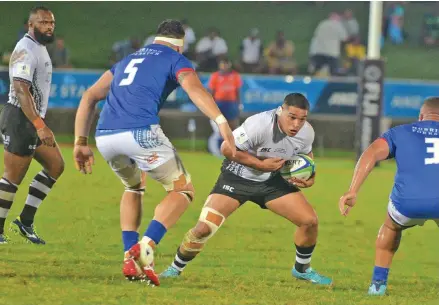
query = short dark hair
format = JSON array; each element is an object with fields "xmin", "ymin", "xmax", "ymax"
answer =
[
  {"xmin": 219, "ymin": 56, "xmax": 231, "ymax": 64},
  {"xmin": 30, "ymin": 6, "xmax": 51, "ymax": 15},
  {"xmin": 29, "ymin": 6, "xmax": 51, "ymax": 22},
  {"xmin": 423, "ymin": 97, "xmax": 439, "ymax": 110},
  {"xmin": 156, "ymin": 19, "xmax": 185, "ymax": 39},
  {"xmin": 283, "ymin": 93, "xmax": 309, "ymax": 110}
]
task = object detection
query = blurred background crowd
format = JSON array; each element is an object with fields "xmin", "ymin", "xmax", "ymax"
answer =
[{"xmin": 1, "ymin": 1, "xmax": 439, "ymax": 80}]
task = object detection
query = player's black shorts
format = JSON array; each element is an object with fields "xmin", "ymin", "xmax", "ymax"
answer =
[
  {"xmin": 210, "ymin": 170, "xmax": 300, "ymax": 209},
  {"xmin": 0, "ymin": 104, "xmax": 42, "ymax": 156}
]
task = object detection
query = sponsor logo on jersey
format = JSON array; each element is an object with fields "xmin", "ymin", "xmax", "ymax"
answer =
[{"xmin": 222, "ymin": 185, "xmax": 235, "ymax": 192}]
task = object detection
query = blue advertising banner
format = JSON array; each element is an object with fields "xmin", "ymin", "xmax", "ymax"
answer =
[{"xmin": 0, "ymin": 69, "xmax": 438, "ymax": 118}]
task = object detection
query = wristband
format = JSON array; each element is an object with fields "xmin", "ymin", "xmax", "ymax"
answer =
[
  {"xmin": 75, "ymin": 136, "xmax": 88, "ymax": 146},
  {"xmin": 32, "ymin": 117, "xmax": 45, "ymax": 130},
  {"xmin": 215, "ymin": 114, "xmax": 227, "ymax": 125}
]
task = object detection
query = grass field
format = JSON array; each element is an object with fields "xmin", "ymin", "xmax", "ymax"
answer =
[{"xmin": 0, "ymin": 147, "xmax": 438, "ymax": 305}]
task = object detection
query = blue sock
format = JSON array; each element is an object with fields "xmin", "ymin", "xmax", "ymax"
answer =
[
  {"xmin": 372, "ymin": 266, "xmax": 389, "ymax": 284},
  {"xmin": 144, "ymin": 220, "xmax": 167, "ymax": 245},
  {"xmin": 122, "ymin": 231, "xmax": 139, "ymax": 252}
]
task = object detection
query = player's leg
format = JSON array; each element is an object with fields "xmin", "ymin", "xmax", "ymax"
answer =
[
  {"xmin": 161, "ymin": 193, "xmax": 240, "ymax": 278},
  {"xmin": 367, "ymin": 213, "xmax": 404, "ymax": 295},
  {"xmin": 367, "ymin": 201, "xmax": 418, "ymax": 296},
  {"xmin": 95, "ymin": 133, "xmax": 148, "ymax": 281},
  {"xmin": 265, "ymin": 182, "xmax": 332, "ymax": 285},
  {"xmin": 0, "ymin": 151, "xmax": 32, "ymax": 243},
  {"xmin": 10, "ymin": 143, "xmax": 65, "ymax": 244},
  {"xmin": 124, "ymin": 154, "xmax": 194, "ymax": 285},
  {"xmin": 114, "ymin": 158, "xmax": 148, "ymax": 282},
  {"xmin": 0, "ymin": 105, "xmax": 36, "ymax": 243}
]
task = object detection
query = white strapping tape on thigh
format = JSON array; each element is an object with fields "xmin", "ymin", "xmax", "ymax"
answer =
[{"xmin": 199, "ymin": 207, "xmax": 225, "ymax": 235}]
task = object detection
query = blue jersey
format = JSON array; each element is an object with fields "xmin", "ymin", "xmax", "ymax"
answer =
[
  {"xmin": 97, "ymin": 44, "xmax": 194, "ymax": 130},
  {"xmin": 381, "ymin": 120, "xmax": 439, "ymax": 218}
]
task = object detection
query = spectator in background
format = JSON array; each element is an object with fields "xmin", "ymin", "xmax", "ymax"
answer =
[
  {"xmin": 48, "ymin": 36, "xmax": 72, "ymax": 68},
  {"xmin": 309, "ymin": 13, "xmax": 348, "ymax": 76},
  {"xmin": 109, "ymin": 36, "xmax": 141, "ymax": 66},
  {"xmin": 195, "ymin": 28, "xmax": 228, "ymax": 72},
  {"xmin": 421, "ymin": 12, "xmax": 439, "ymax": 46},
  {"xmin": 388, "ymin": 4, "xmax": 405, "ymax": 44},
  {"xmin": 342, "ymin": 9, "xmax": 360, "ymax": 41},
  {"xmin": 264, "ymin": 30, "xmax": 296, "ymax": 75},
  {"xmin": 343, "ymin": 35, "xmax": 365, "ymax": 76},
  {"xmin": 207, "ymin": 58, "xmax": 243, "ymax": 157},
  {"xmin": 235, "ymin": 28, "xmax": 264, "ymax": 73},
  {"xmin": 181, "ymin": 19, "xmax": 196, "ymax": 59}
]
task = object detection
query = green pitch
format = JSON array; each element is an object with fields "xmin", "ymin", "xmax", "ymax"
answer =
[{"xmin": 0, "ymin": 147, "xmax": 438, "ymax": 305}]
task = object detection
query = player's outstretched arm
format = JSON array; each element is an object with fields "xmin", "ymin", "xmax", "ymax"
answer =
[
  {"xmin": 220, "ymin": 142, "xmax": 285, "ymax": 172},
  {"xmin": 73, "ymin": 70, "xmax": 112, "ymax": 174},
  {"xmin": 339, "ymin": 139, "xmax": 390, "ymax": 216},
  {"xmin": 13, "ymin": 80, "xmax": 55, "ymax": 147},
  {"xmin": 179, "ymin": 71, "xmax": 236, "ymax": 157}
]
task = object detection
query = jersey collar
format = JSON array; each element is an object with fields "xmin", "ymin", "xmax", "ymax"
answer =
[{"xmin": 24, "ymin": 34, "xmax": 41, "ymax": 46}]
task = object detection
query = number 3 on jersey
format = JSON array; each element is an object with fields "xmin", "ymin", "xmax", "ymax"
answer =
[
  {"xmin": 425, "ymin": 138, "xmax": 439, "ymax": 164},
  {"xmin": 119, "ymin": 58, "xmax": 145, "ymax": 86}
]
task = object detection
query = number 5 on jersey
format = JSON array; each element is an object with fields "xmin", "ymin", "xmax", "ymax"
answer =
[{"xmin": 119, "ymin": 58, "xmax": 145, "ymax": 86}]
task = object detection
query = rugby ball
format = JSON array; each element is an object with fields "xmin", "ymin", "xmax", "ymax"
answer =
[{"xmin": 280, "ymin": 154, "xmax": 315, "ymax": 181}]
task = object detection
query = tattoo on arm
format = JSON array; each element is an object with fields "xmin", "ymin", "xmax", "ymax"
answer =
[{"xmin": 10, "ymin": 49, "xmax": 27, "ymax": 65}]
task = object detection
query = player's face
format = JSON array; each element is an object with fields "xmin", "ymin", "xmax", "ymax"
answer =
[
  {"xmin": 279, "ymin": 106, "xmax": 308, "ymax": 136},
  {"xmin": 31, "ymin": 11, "xmax": 55, "ymax": 45}
]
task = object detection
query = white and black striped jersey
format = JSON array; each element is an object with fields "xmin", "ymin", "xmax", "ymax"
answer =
[
  {"xmin": 222, "ymin": 108, "xmax": 315, "ymax": 182},
  {"xmin": 8, "ymin": 34, "xmax": 52, "ymax": 118}
]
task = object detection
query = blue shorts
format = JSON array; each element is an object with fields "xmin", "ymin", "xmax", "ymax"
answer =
[
  {"xmin": 388, "ymin": 199, "xmax": 439, "ymax": 228},
  {"xmin": 216, "ymin": 101, "xmax": 240, "ymax": 121}
]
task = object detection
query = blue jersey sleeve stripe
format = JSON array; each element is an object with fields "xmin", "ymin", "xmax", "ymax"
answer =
[{"xmin": 175, "ymin": 68, "xmax": 195, "ymax": 80}]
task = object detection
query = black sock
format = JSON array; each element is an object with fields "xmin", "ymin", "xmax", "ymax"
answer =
[
  {"xmin": 0, "ymin": 177, "xmax": 18, "ymax": 234},
  {"xmin": 20, "ymin": 205, "xmax": 38, "ymax": 226},
  {"xmin": 295, "ymin": 244, "xmax": 316, "ymax": 273},
  {"xmin": 171, "ymin": 247, "xmax": 195, "ymax": 273},
  {"xmin": 0, "ymin": 218, "xmax": 5, "ymax": 235},
  {"xmin": 20, "ymin": 171, "xmax": 56, "ymax": 226}
]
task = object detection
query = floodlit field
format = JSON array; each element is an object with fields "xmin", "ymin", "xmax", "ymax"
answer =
[{"xmin": 0, "ymin": 147, "xmax": 438, "ymax": 305}]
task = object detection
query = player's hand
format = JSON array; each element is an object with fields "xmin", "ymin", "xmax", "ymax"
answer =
[
  {"xmin": 218, "ymin": 123, "xmax": 236, "ymax": 157},
  {"xmin": 73, "ymin": 145, "xmax": 95, "ymax": 174},
  {"xmin": 289, "ymin": 175, "xmax": 315, "ymax": 188},
  {"xmin": 339, "ymin": 191, "xmax": 357, "ymax": 216},
  {"xmin": 257, "ymin": 158, "xmax": 286, "ymax": 172},
  {"xmin": 36, "ymin": 126, "xmax": 56, "ymax": 147}
]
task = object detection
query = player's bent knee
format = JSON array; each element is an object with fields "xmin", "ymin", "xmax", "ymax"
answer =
[
  {"xmin": 175, "ymin": 184, "xmax": 195, "ymax": 203},
  {"xmin": 124, "ymin": 173, "xmax": 146, "ymax": 195},
  {"xmin": 125, "ymin": 184, "xmax": 145, "ymax": 195},
  {"xmin": 199, "ymin": 207, "xmax": 225, "ymax": 235},
  {"xmin": 192, "ymin": 222, "xmax": 212, "ymax": 239},
  {"xmin": 301, "ymin": 215, "xmax": 319, "ymax": 228},
  {"xmin": 52, "ymin": 159, "xmax": 65, "ymax": 179},
  {"xmin": 170, "ymin": 179, "xmax": 195, "ymax": 203},
  {"xmin": 180, "ymin": 208, "xmax": 225, "ymax": 254}
]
